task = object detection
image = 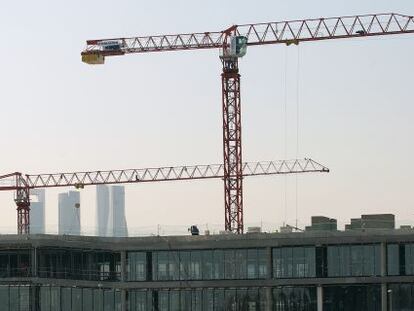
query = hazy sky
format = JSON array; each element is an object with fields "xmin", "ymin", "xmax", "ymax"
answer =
[{"xmin": 0, "ymin": 0, "xmax": 413, "ymax": 234}]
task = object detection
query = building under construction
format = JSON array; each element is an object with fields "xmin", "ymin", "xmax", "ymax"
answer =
[{"xmin": 0, "ymin": 217, "xmax": 413, "ymax": 311}]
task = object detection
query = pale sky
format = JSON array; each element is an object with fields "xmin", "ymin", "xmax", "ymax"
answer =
[{"xmin": 0, "ymin": 0, "xmax": 413, "ymax": 235}]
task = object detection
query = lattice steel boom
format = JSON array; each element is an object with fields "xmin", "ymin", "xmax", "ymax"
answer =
[
  {"xmin": 0, "ymin": 159, "xmax": 328, "ymax": 234},
  {"xmin": 81, "ymin": 13, "xmax": 414, "ymax": 60},
  {"xmin": 80, "ymin": 12, "xmax": 413, "ymax": 233}
]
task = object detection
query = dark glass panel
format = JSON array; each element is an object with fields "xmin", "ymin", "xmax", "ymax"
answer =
[
  {"xmin": 179, "ymin": 251, "xmax": 190, "ymax": 280},
  {"xmin": 40, "ymin": 286, "xmax": 51, "ymax": 311},
  {"xmin": 257, "ymin": 248, "xmax": 267, "ymax": 279},
  {"xmin": 168, "ymin": 251, "xmax": 179, "ymax": 280},
  {"xmin": 389, "ymin": 283, "xmax": 414, "ymax": 310},
  {"xmin": 72, "ymin": 288, "xmax": 82, "ymax": 311},
  {"xmin": 180, "ymin": 290, "xmax": 191, "ymax": 310},
  {"xmin": 202, "ymin": 251, "xmax": 214, "ymax": 280},
  {"xmin": 273, "ymin": 286, "xmax": 317, "ymax": 311},
  {"xmin": 190, "ymin": 251, "xmax": 202, "ymax": 280},
  {"xmin": 61, "ymin": 287, "xmax": 72, "ymax": 311},
  {"xmin": 104, "ymin": 289, "xmax": 114, "ymax": 311},
  {"xmin": 94, "ymin": 288, "xmax": 104, "ymax": 311},
  {"xmin": 170, "ymin": 291, "xmax": 180, "ymax": 311},
  {"xmin": 224, "ymin": 250, "xmax": 236, "ymax": 279},
  {"xmin": 127, "ymin": 252, "xmax": 147, "ymax": 281},
  {"xmin": 158, "ymin": 291, "xmax": 169, "ymax": 311},
  {"xmin": 213, "ymin": 250, "xmax": 224, "ymax": 280},
  {"xmin": 405, "ymin": 244, "xmax": 414, "ymax": 275},
  {"xmin": 50, "ymin": 286, "xmax": 60, "ymax": 310},
  {"xmin": 247, "ymin": 249, "xmax": 258, "ymax": 279},
  {"xmin": 323, "ymin": 285, "xmax": 381, "ymax": 311},
  {"xmin": 192, "ymin": 290, "xmax": 203, "ymax": 311},
  {"xmin": 83, "ymin": 288, "xmax": 93, "ymax": 311},
  {"xmin": 202, "ymin": 289, "xmax": 214, "ymax": 311},
  {"xmin": 224, "ymin": 289, "xmax": 237, "ymax": 311}
]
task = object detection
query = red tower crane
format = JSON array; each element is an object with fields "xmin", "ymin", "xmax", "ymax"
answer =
[
  {"xmin": 81, "ymin": 13, "xmax": 414, "ymax": 234},
  {"xmin": 0, "ymin": 159, "xmax": 328, "ymax": 234}
]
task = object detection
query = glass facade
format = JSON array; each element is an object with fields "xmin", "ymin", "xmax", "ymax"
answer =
[
  {"xmin": 1, "ymin": 237, "xmax": 414, "ymax": 310},
  {"xmin": 273, "ymin": 247, "xmax": 316, "ymax": 278},
  {"xmin": 272, "ymin": 286, "xmax": 317, "ymax": 311},
  {"xmin": 323, "ymin": 285, "xmax": 381, "ymax": 311},
  {"xmin": 388, "ymin": 283, "xmax": 414, "ymax": 311},
  {"xmin": 327, "ymin": 244, "xmax": 381, "ymax": 277},
  {"xmin": 152, "ymin": 249, "xmax": 267, "ymax": 281},
  {"xmin": 128, "ymin": 252, "xmax": 148, "ymax": 281},
  {"xmin": 0, "ymin": 250, "xmax": 31, "ymax": 277},
  {"xmin": 0, "ymin": 285, "xmax": 31, "ymax": 311},
  {"xmin": 40, "ymin": 286, "xmax": 121, "ymax": 311},
  {"xmin": 387, "ymin": 243, "xmax": 414, "ymax": 276},
  {"xmin": 38, "ymin": 248, "xmax": 121, "ymax": 281},
  {"xmin": 156, "ymin": 288, "xmax": 267, "ymax": 311}
]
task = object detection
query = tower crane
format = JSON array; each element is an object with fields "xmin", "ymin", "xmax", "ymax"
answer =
[
  {"xmin": 81, "ymin": 13, "xmax": 414, "ymax": 234},
  {"xmin": 0, "ymin": 159, "xmax": 328, "ymax": 234}
]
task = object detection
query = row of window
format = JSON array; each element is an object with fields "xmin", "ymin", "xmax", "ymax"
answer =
[
  {"xmin": 0, "ymin": 286, "xmax": 31, "ymax": 311},
  {"xmin": 149, "ymin": 249, "xmax": 268, "ymax": 281},
  {"xmin": 2, "ymin": 243, "xmax": 414, "ymax": 281},
  {"xmin": 38, "ymin": 248, "xmax": 121, "ymax": 281},
  {"xmin": 8, "ymin": 284, "xmax": 406, "ymax": 311}
]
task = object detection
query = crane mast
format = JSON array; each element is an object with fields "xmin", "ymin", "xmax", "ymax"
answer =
[{"xmin": 80, "ymin": 12, "xmax": 413, "ymax": 234}]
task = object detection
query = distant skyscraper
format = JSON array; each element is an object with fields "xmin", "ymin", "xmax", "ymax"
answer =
[
  {"xmin": 30, "ymin": 189, "xmax": 45, "ymax": 234},
  {"xmin": 96, "ymin": 185, "xmax": 110, "ymax": 236},
  {"xmin": 108, "ymin": 186, "xmax": 128, "ymax": 237},
  {"xmin": 96, "ymin": 185, "xmax": 128, "ymax": 237},
  {"xmin": 58, "ymin": 191, "xmax": 81, "ymax": 235}
]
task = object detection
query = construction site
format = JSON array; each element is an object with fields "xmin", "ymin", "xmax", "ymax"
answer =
[{"xmin": 0, "ymin": 2, "xmax": 413, "ymax": 311}]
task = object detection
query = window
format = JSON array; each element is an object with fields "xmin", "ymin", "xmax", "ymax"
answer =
[
  {"xmin": 388, "ymin": 283, "xmax": 414, "ymax": 310},
  {"xmin": 127, "ymin": 252, "xmax": 147, "ymax": 281},
  {"xmin": 273, "ymin": 286, "xmax": 317, "ymax": 311},
  {"xmin": 0, "ymin": 250, "xmax": 31, "ymax": 278},
  {"xmin": 327, "ymin": 244, "xmax": 381, "ymax": 277},
  {"xmin": 323, "ymin": 285, "xmax": 381, "ymax": 311},
  {"xmin": 152, "ymin": 249, "xmax": 267, "ymax": 281},
  {"xmin": 273, "ymin": 247, "xmax": 316, "ymax": 278},
  {"xmin": 405, "ymin": 244, "xmax": 414, "ymax": 275},
  {"xmin": 38, "ymin": 248, "xmax": 121, "ymax": 281}
]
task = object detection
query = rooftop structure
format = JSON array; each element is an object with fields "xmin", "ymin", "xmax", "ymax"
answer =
[
  {"xmin": 305, "ymin": 216, "xmax": 337, "ymax": 232},
  {"xmin": 345, "ymin": 214, "xmax": 395, "ymax": 231}
]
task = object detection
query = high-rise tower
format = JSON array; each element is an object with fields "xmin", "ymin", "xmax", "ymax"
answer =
[
  {"xmin": 96, "ymin": 185, "xmax": 128, "ymax": 237},
  {"xmin": 96, "ymin": 185, "xmax": 110, "ymax": 236},
  {"xmin": 108, "ymin": 186, "xmax": 128, "ymax": 237},
  {"xmin": 30, "ymin": 189, "xmax": 45, "ymax": 234},
  {"xmin": 58, "ymin": 191, "xmax": 81, "ymax": 235}
]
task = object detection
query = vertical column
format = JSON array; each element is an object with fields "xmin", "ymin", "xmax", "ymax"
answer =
[
  {"xmin": 265, "ymin": 247, "xmax": 272, "ymax": 310},
  {"xmin": 317, "ymin": 286, "xmax": 323, "ymax": 311},
  {"xmin": 121, "ymin": 251, "xmax": 127, "ymax": 311},
  {"xmin": 121, "ymin": 251, "xmax": 127, "ymax": 281},
  {"xmin": 121, "ymin": 290, "xmax": 127, "ymax": 311},
  {"xmin": 381, "ymin": 284, "xmax": 388, "ymax": 311},
  {"xmin": 381, "ymin": 242, "xmax": 387, "ymax": 311},
  {"xmin": 31, "ymin": 247, "xmax": 38, "ymax": 277},
  {"xmin": 265, "ymin": 287, "xmax": 272, "ymax": 311}
]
